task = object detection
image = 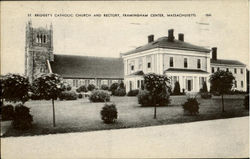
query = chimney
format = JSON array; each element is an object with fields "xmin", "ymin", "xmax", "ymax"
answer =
[
  {"xmin": 148, "ymin": 35, "xmax": 154, "ymax": 43},
  {"xmin": 168, "ymin": 29, "xmax": 175, "ymax": 42},
  {"xmin": 178, "ymin": 33, "xmax": 184, "ymax": 42},
  {"xmin": 212, "ymin": 47, "xmax": 217, "ymax": 60}
]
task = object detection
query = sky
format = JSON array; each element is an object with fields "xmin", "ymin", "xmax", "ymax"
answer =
[{"xmin": 1, "ymin": 1, "xmax": 249, "ymax": 75}]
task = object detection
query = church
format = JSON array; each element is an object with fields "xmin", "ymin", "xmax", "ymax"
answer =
[
  {"xmin": 25, "ymin": 21, "xmax": 247, "ymax": 92},
  {"xmin": 24, "ymin": 21, "xmax": 124, "ymax": 88}
]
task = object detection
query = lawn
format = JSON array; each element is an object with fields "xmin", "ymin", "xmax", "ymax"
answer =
[{"xmin": 2, "ymin": 95, "xmax": 249, "ymax": 137}]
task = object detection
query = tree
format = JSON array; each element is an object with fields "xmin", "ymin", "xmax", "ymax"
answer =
[
  {"xmin": 209, "ymin": 70, "xmax": 235, "ymax": 112},
  {"xmin": 173, "ymin": 81, "xmax": 181, "ymax": 95},
  {"xmin": 1, "ymin": 74, "xmax": 30, "ymax": 104},
  {"xmin": 143, "ymin": 73, "xmax": 170, "ymax": 119},
  {"xmin": 32, "ymin": 73, "xmax": 65, "ymax": 127}
]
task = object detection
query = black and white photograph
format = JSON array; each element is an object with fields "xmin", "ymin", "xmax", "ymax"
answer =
[{"xmin": 1, "ymin": 0, "xmax": 249, "ymax": 158}]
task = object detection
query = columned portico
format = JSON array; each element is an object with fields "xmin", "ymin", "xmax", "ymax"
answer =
[{"xmin": 165, "ymin": 71, "xmax": 210, "ymax": 93}]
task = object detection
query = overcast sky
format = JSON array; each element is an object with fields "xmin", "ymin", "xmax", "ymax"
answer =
[{"xmin": 1, "ymin": 1, "xmax": 249, "ymax": 75}]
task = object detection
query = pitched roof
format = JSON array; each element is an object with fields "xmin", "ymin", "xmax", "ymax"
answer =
[
  {"xmin": 50, "ymin": 54, "xmax": 124, "ymax": 79},
  {"xmin": 210, "ymin": 59, "xmax": 245, "ymax": 66},
  {"xmin": 164, "ymin": 68, "xmax": 209, "ymax": 74},
  {"xmin": 122, "ymin": 36, "xmax": 210, "ymax": 56}
]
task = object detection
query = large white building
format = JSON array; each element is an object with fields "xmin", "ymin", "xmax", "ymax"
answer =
[
  {"xmin": 210, "ymin": 47, "xmax": 247, "ymax": 91},
  {"xmin": 121, "ymin": 29, "xmax": 247, "ymax": 93}
]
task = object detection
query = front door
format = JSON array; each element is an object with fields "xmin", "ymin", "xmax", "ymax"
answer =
[{"xmin": 187, "ymin": 80, "xmax": 192, "ymax": 91}]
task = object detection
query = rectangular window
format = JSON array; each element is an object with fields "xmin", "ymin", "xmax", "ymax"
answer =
[
  {"xmin": 234, "ymin": 68, "xmax": 237, "ymax": 74},
  {"xmin": 226, "ymin": 68, "xmax": 229, "ymax": 72},
  {"xmin": 212, "ymin": 67, "xmax": 214, "ymax": 73},
  {"xmin": 184, "ymin": 58, "xmax": 188, "ymax": 68},
  {"xmin": 241, "ymin": 81, "xmax": 244, "ymax": 88},
  {"xmin": 147, "ymin": 62, "xmax": 151, "ymax": 68},
  {"xmin": 197, "ymin": 59, "xmax": 201, "ymax": 69},
  {"xmin": 170, "ymin": 57, "xmax": 174, "ymax": 67},
  {"xmin": 137, "ymin": 80, "xmax": 140, "ymax": 88},
  {"xmin": 131, "ymin": 65, "xmax": 134, "ymax": 71},
  {"xmin": 241, "ymin": 68, "xmax": 243, "ymax": 74}
]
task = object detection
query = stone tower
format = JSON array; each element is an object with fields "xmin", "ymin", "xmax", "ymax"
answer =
[{"xmin": 25, "ymin": 21, "xmax": 54, "ymax": 82}]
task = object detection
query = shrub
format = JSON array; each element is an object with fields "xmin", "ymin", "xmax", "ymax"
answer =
[
  {"xmin": 76, "ymin": 85, "xmax": 88, "ymax": 93},
  {"xmin": 100, "ymin": 84, "xmax": 109, "ymax": 91},
  {"xmin": 138, "ymin": 90, "xmax": 171, "ymax": 106},
  {"xmin": 89, "ymin": 90, "xmax": 110, "ymax": 102},
  {"xmin": 1, "ymin": 104, "xmax": 14, "ymax": 121},
  {"xmin": 87, "ymin": 84, "xmax": 96, "ymax": 91},
  {"xmin": 113, "ymin": 88, "xmax": 126, "ymax": 96},
  {"xmin": 12, "ymin": 104, "xmax": 33, "ymax": 130},
  {"xmin": 173, "ymin": 81, "xmax": 181, "ymax": 95},
  {"xmin": 244, "ymin": 95, "xmax": 249, "ymax": 110},
  {"xmin": 78, "ymin": 93, "xmax": 83, "ymax": 99},
  {"xmin": 127, "ymin": 89, "xmax": 139, "ymax": 96},
  {"xmin": 109, "ymin": 83, "xmax": 119, "ymax": 95},
  {"xmin": 119, "ymin": 81, "xmax": 125, "ymax": 89},
  {"xmin": 200, "ymin": 82, "xmax": 208, "ymax": 93},
  {"xmin": 59, "ymin": 91, "xmax": 78, "ymax": 100},
  {"xmin": 200, "ymin": 92, "xmax": 212, "ymax": 99},
  {"xmin": 182, "ymin": 98, "xmax": 200, "ymax": 115},
  {"xmin": 100, "ymin": 103, "xmax": 118, "ymax": 124}
]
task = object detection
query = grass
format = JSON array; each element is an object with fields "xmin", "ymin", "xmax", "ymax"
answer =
[{"xmin": 2, "ymin": 95, "xmax": 249, "ymax": 137}]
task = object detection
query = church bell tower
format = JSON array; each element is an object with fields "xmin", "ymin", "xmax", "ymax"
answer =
[{"xmin": 25, "ymin": 20, "xmax": 54, "ymax": 82}]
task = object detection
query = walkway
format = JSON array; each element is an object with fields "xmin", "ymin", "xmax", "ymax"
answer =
[{"xmin": 1, "ymin": 117, "xmax": 249, "ymax": 158}]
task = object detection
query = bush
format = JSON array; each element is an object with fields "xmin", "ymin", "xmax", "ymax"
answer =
[
  {"xmin": 109, "ymin": 83, "xmax": 119, "ymax": 95},
  {"xmin": 12, "ymin": 104, "xmax": 33, "ymax": 130},
  {"xmin": 182, "ymin": 98, "xmax": 200, "ymax": 115},
  {"xmin": 127, "ymin": 89, "xmax": 139, "ymax": 96},
  {"xmin": 78, "ymin": 93, "xmax": 83, "ymax": 99},
  {"xmin": 1, "ymin": 104, "xmax": 14, "ymax": 121},
  {"xmin": 87, "ymin": 84, "xmax": 96, "ymax": 91},
  {"xmin": 119, "ymin": 81, "xmax": 125, "ymax": 89},
  {"xmin": 113, "ymin": 88, "xmax": 126, "ymax": 96},
  {"xmin": 244, "ymin": 95, "xmax": 249, "ymax": 110},
  {"xmin": 100, "ymin": 103, "xmax": 118, "ymax": 124},
  {"xmin": 173, "ymin": 81, "xmax": 181, "ymax": 95},
  {"xmin": 200, "ymin": 82, "xmax": 208, "ymax": 93},
  {"xmin": 100, "ymin": 84, "xmax": 109, "ymax": 91},
  {"xmin": 76, "ymin": 85, "xmax": 87, "ymax": 93},
  {"xmin": 200, "ymin": 92, "xmax": 212, "ymax": 99},
  {"xmin": 138, "ymin": 90, "xmax": 171, "ymax": 106},
  {"xmin": 59, "ymin": 91, "xmax": 78, "ymax": 100},
  {"xmin": 89, "ymin": 90, "xmax": 110, "ymax": 102}
]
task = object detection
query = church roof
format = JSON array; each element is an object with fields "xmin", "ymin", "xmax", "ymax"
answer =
[
  {"xmin": 50, "ymin": 54, "xmax": 124, "ymax": 79},
  {"xmin": 210, "ymin": 59, "xmax": 245, "ymax": 66},
  {"xmin": 122, "ymin": 36, "xmax": 210, "ymax": 56}
]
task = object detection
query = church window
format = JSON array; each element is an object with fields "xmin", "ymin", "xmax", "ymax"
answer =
[{"xmin": 170, "ymin": 57, "xmax": 174, "ymax": 67}]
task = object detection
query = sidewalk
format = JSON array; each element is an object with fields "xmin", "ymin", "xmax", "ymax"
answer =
[{"xmin": 1, "ymin": 117, "xmax": 249, "ymax": 158}]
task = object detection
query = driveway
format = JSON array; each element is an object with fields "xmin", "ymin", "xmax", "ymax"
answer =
[{"xmin": 1, "ymin": 117, "xmax": 249, "ymax": 158}]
